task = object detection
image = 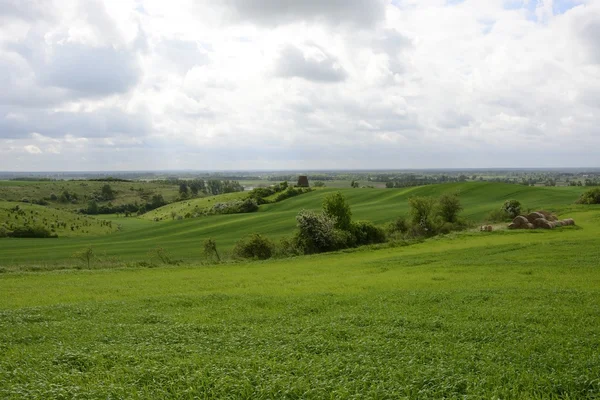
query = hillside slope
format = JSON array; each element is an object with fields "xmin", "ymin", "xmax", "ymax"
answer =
[
  {"xmin": 0, "ymin": 182, "xmax": 587, "ymax": 265},
  {"xmin": 0, "ymin": 201, "xmax": 116, "ymax": 238}
]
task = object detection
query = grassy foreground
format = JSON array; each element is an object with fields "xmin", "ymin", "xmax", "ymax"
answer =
[{"xmin": 1, "ymin": 206, "xmax": 600, "ymax": 398}]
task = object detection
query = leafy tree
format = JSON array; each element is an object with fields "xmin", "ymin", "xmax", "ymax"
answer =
[
  {"xmin": 313, "ymin": 181, "xmax": 326, "ymax": 188},
  {"xmin": 179, "ymin": 183, "xmax": 189, "ymax": 198},
  {"xmin": 101, "ymin": 184, "xmax": 115, "ymax": 200},
  {"xmin": 322, "ymin": 192, "xmax": 352, "ymax": 231},
  {"xmin": 87, "ymin": 200, "xmax": 99, "ymax": 215},
  {"xmin": 150, "ymin": 194, "xmax": 166, "ymax": 210},
  {"xmin": 350, "ymin": 180, "xmax": 359, "ymax": 188},
  {"xmin": 408, "ymin": 196, "xmax": 436, "ymax": 230},
  {"xmin": 502, "ymin": 200, "xmax": 522, "ymax": 218},
  {"xmin": 203, "ymin": 238, "xmax": 221, "ymax": 262},
  {"xmin": 73, "ymin": 245, "xmax": 94, "ymax": 269},
  {"xmin": 438, "ymin": 193, "xmax": 462, "ymax": 223}
]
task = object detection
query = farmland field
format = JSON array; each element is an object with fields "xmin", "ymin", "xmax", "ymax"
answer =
[
  {"xmin": 0, "ymin": 182, "xmax": 587, "ymax": 267},
  {"xmin": 1, "ymin": 182, "xmax": 600, "ymax": 398}
]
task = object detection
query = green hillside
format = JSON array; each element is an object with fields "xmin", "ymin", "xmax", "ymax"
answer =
[
  {"xmin": 0, "ymin": 180, "xmax": 181, "ymax": 212},
  {"xmin": 0, "ymin": 182, "xmax": 587, "ymax": 266},
  {"xmin": 141, "ymin": 191, "xmax": 249, "ymax": 221},
  {"xmin": 0, "ymin": 201, "xmax": 116, "ymax": 238}
]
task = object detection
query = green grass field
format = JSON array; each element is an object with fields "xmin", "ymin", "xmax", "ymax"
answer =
[
  {"xmin": 141, "ymin": 191, "xmax": 250, "ymax": 221},
  {"xmin": 1, "ymin": 198, "xmax": 600, "ymax": 397},
  {"xmin": 0, "ymin": 201, "xmax": 116, "ymax": 238},
  {"xmin": 0, "ymin": 182, "xmax": 586, "ymax": 267},
  {"xmin": 0, "ymin": 180, "xmax": 181, "ymax": 212}
]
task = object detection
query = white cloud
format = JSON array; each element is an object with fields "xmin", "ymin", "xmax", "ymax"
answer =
[
  {"xmin": 1, "ymin": 0, "xmax": 600, "ymax": 170},
  {"xmin": 24, "ymin": 144, "xmax": 42, "ymax": 154}
]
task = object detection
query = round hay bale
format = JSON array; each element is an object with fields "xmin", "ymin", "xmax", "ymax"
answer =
[
  {"xmin": 508, "ymin": 223, "xmax": 517, "ymax": 229},
  {"xmin": 526, "ymin": 223, "xmax": 535, "ymax": 229},
  {"xmin": 526, "ymin": 212, "xmax": 545, "ymax": 223},
  {"xmin": 562, "ymin": 218, "xmax": 575, "ymax": 226},
  {"xmin": 533, "ymin": 218, "xmax": 554, "ymax": 229},
  {"xmin": 486, "ymin": 225, "xmax": 493, "ymax": 232},
  {"xmin": 513, "ymin": 216, "xmax": 529, "ymax": 227},
  {"xmin": 554, "ymin": 221, "xmax": 563, "ymax": 227}
]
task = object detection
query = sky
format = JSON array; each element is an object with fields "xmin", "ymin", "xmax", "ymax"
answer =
[{"xmin": 0, "ymin": 0, "xmax": 599, "ymax": 171}]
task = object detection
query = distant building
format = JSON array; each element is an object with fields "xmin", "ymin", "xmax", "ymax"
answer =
[{"xmin": 297, "ymin": 175, "xmax": 309, "ymax": 187}]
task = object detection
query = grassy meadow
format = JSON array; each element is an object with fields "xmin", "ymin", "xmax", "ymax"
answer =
[
  {"xmin": 0, "ymin": 182, "xmax": 587, "ymax": 267},
  {"xmin": 0, "ymin": 180, "xmax": 181, "ymax": 212},
  {"xmin": 0, "ymin": 201, "xmax": 117, "ymax": 238},
  {"xmin": 1, "ymin": 181, "xmax": 600, "ymax": 398}
]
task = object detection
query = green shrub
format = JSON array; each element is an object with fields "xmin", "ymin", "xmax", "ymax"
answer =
[
  {"xmin": 502, "ymin": 200, "xmax": 522, "ymax": 218},
  {"xmin": 577, "ymin": 188, "xmax": 600, "ymax": 204},
  {"xmin": 211, "ymin": 198, "xmax": 258, "ymax": 214},
  {"xmin": 388, "ymin": 216, "xmax": 409, "ymax": 234},
  {"xmin": 233, "ymin": 233, "xmax": 275, "ymax": 260},
  {"xmin": 294, "ymin": 210, "xmax": 338, "ymax": 254},
  {"xmin": 8, "ymin": 226, "xmax": 57, "ymax": 238},
  {"xmin": 487, "ymin": 208, "xmax": 510, "ymax": 223},
  {"xmin": 351, "ymin": 221, "xmax": 386, "ymax": 246},
  {"xmin": 273, "ymin": 187, "xmax": 312, "ymax": 202}
]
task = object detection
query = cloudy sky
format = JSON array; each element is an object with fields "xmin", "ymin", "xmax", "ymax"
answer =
[{"xmin": 0, "ymin": 0, "xmax": 599, "ymax": 171}]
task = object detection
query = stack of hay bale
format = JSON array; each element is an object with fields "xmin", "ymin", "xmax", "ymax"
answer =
[{"xmin": 508, "ymin": 211, "xmax": 575, "ymax": 230}]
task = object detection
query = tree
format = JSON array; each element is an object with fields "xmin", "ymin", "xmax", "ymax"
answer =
[
  {"xmin": 322, "ymin": 192, "xmax": 352, "ymax": 231},
  {"xmin": 73, "ymin": 245, "xmax": 94, "ymax": 269},
  {"xmin": 150, "ymin": 194, "xmax": 166, "ymax": 210},
  {"xmin": 408, "ymin": 196, "xmax": 436, "ymax": 227},
  {"xmin": 438, "ymin": 193, "xmax": 462, "ymax": 223},
  {"xmin": 101, "ymin": 184, "xmax": 115, "ymax": 200},
  {"xmin": 179, "ymin": 183, "xmax": 189, "ymax": 198},
  {"xmin": 203, "ymin": 238, "xmax": 221, "ymax": 262},
  {"xmin": 502, "ymin": 200, "xmax": 521, "ymax": 218},
  {"xmin": 350, "ymin": 180, "xmax": 359, "ymax": 188},
  {"xmin": 87, "ymin": 200, "xmax": 99, "ymax": 215},
  {"xmin": 313, "ymin": 181, "xmax": 326, "ymax": 187}
]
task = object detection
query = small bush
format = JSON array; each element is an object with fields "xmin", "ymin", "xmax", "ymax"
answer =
[
  {"xmin": 8, "ymin": 226, "xmax": 57, "ymax": 238},
  {"xmin": 350, "ymin": 221, "xmax": 386, "ymax": 246},
  {"xmin": 233, "ymin": 233, "xmax": 275, "ymax": 260},
  {"xmin": 487, "ymin": 208, "xmax": 510, "ymax": 223},
  {"xmin": 388, "ymin": 216, "xmax": 409, "ymax": 234},
  {"xmin": 294, "ymin": 210, "xmax": 338, "ymax": 254},
  {"xmin": 577, "ymin": 188, "xmax": 600, "ymax": 204},
  {"xmin": 502, "ymin": 200, "xmax": 522, "ymax": 218},
  {"xmin": 275, "ymin": 236, "xmax": 301, "ymax": 258}
]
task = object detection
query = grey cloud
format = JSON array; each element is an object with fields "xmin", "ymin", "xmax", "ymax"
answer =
[
  {"xmin": 438, "ymin": 111, "xmax": 474, "ymax": 129},
  {"xmin": 0, "ymin": 0, "xmax": 53, "ymax": 22},
  {"xmin": 157, "ymin": 39, "xmax": 209, "ymax": 74},
  {"xmin": 576, "ymin": 11, "xmax": 600, "ymax": 64},
  {"xmin": 39, "ymin": 43, "xmax": 140, "ymax": 96},
  {"xmin": 0, "ymin": 106, "xmax": 151, "ymax": 139},
  {"xmin": 224, "ymin": 0, "xmax": 386, "ymax": 28},
  {"xmin": 275, "ymin": 45, "xmax": 347, "ymax": 83}
]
